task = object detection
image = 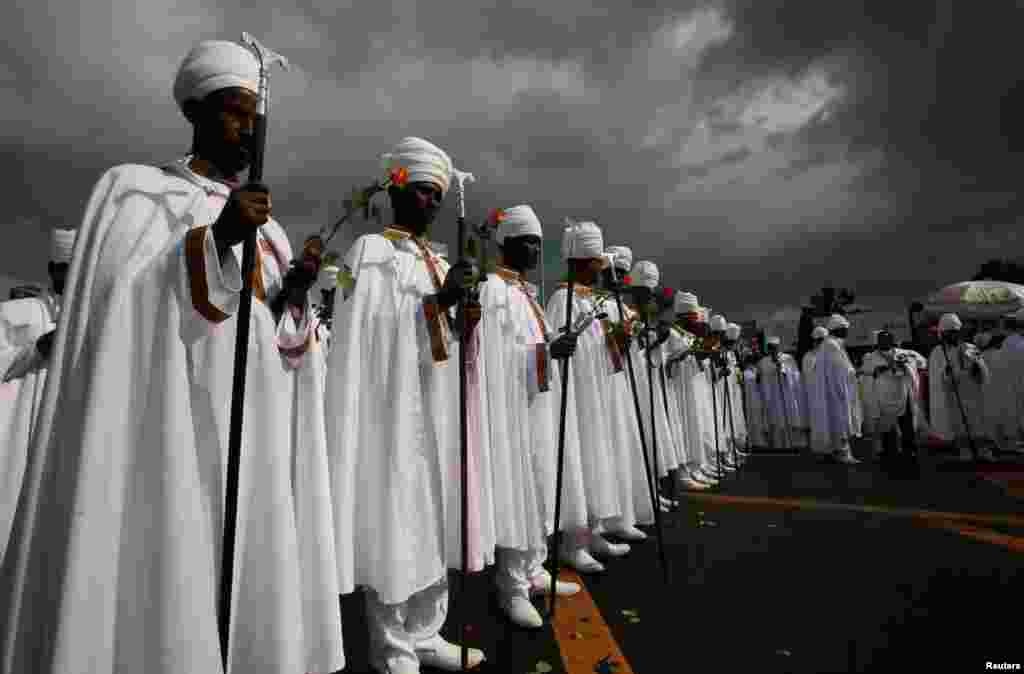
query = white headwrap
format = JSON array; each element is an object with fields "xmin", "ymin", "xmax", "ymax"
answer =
[
  {"xmin": 974, "ymin": 331, "xmax": 993, "ymax": 349},
  {"xmin": 315, "ymin": 264, "xmax": 340, "ymax": 294},
  {"xmin": 827, "ymin": 314, "xmax": 850, "ymax": 330},
  {"xmin": 938, "ymin": 313, "xmax": 962, "ymax": 333},
  {"xmin": 51, "ymin": 228, "xmax": 76, "ymax": 264},
  {"xmin": 766, "ymin": 336, "xmax": 781, "ymax": 346},
  {"xmin": 629, "ymin": 261, "xmax": 659, "ymax": 288},
  {"xmin": 604, "ymin": 246, "xmax": 633, "ymax": 272},
  {"xmin": 495, "ymin": 205, "xmax": 543, "ymax": 244},
  {"xmin": 811, "ymin": 326, "xmax": 828, "ymax": 339},
  {"xmin": 725, "ymin": 323, "xmax": 741, "ymax": 340},
  {"xmin": 381, "ymin": 136, "xmax": 455, "ymax": 195},
  {"xmin": 561, "ymin": 220, "xmax": 605, "ymax": 260},
  {"xmin": 709, "ymin": 314, "xmax": 727, "ymax": 333},
  {"xmin": 173, "ymin": 40, "xmax": 259, "ymax": 111},
  {"xmin": 675, "ymin": 291, "xmax": 699, "ymax": 313}
]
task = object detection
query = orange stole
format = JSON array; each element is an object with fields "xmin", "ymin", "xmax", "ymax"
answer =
[
  {"xmin": 185, "ymin": 226, "xmax": 268, "ymax": 323},
  {"xmin": 383, "ymin": 228, "xmax": 452, "ymax": 363},
  {"xmin": 496, "ymin": 267, "xmax": 550, "ymax": 392}
]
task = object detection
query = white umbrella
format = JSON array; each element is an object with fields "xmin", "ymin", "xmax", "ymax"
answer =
[{"xmin": 921, "ymin": 280, "xmax": 1024, "ymax": 320}]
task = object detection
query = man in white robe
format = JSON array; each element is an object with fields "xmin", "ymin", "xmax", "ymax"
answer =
[
  {"xmin": 812, "ymin": 314, "xmax": 862, "ymax": 464},
  {"xmin": 802, "ymin": 326, "xmax": 830, "ymax": 455},
  {"xmin": 595, "ymin": 246, "xmax": 657, "ymax": 532},
  {"xmin": 862, "ymin": 331, "xmax": 925, "ymax": 467},
  {"xmin": 669, "ymin": 301, "xmax": 724, "ymax": 483},
  {"xmin": 859, "ymin": 330, "xmax": 884, "ymax": 440},
  {"xmin": 0, "ymin": 228, "xmax": 74, "ymax": 562},
  {"xmin": 545, "ymin": 221, "xmax": 630, "ymax": 574},
  {"xmin": 1, "ymin": 40, "xmax": 344, "ymax": 674},
  {"xmin": 990, "ymin": 309, "xmax": 1024, "ymax": 452},
  {"xmin": 928, "ymin": 312, "xmax": 994, "ymax": 461},
  {"xmin": 324, "ymin": 137, "xmax": 487, "ymax": 673},
  {"xmin": 757, "ymin": 337, "xmax": 802, "ymax": 450},
  {"xmin": 722, "ymin": 322, "xmax": 749, "ymax": 461},
  {"xmin": 476, "ymin": 205, "xmax": 581, "ymax": 630}
]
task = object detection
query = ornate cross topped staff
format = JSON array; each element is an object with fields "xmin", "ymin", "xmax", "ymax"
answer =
[{"xmin": 220, "ymin": 32, "xmax": 289, "ymax": 671}]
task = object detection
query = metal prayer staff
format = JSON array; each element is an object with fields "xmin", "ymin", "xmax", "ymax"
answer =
[{"xmin": 219, "ymin": 32, "xmax": 290, "ymax": 671}]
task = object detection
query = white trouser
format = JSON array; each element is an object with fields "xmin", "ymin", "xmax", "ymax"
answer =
[
  {"xmin": 365, "ymin": 577, "xmax": 448, "ymax": 673},
  {"xmin": 495, "ymin": 546, "xmax": 547, "ymax": 600}
]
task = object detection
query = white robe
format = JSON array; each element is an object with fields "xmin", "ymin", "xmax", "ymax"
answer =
[
  {"xmin": 325, "ymin": 231, "xmax": 495, "ymax": 607},
  {"xmin": 982, "ymin": 337, "xmax": 1024, "ymax": 449},
  {"xmin": 742, "ymin": 365, "xmax": 768, "ymax": 448},
  {"xmin": 602, "ymin": 301, "xmax": 653, "ymax": 526},
  {"xmin": 546, "ymin": 286, "xmax": 621, "ymax": 525},
  {"xmin": 802, "ymin": 347, "xmax": 829, "ymax": 453},
  {"xmin": 662, "ymin": 327, "xmax": 691, "ymax": 468},
  {"xmin": 928, "ymin": 342, "xmax": 989, "ymax": 443},
  {"xmin": 0, "ymin": 291, "xmax": 60, "ymax": 562},
  {"xmin": 1, "ymin": 161, "xmax": 344, "ymax": 674},
  {"xmin": 756, "ymin": 354, "xmax": 804, "ymax": 446},
  {"xmin": 476, "ymin": 272, "xmax": 556, "ymax": 553},
  {"xmin": 810, "ymin": 337, "xmax": 860, "ymax": 451}
]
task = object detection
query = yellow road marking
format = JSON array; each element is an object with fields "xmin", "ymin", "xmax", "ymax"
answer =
[
  {"xmin": 550, "ymin": 569, "xmax": 635, "ymax": 674},
  {"xmin": 684, "ymin": 492, "xmax": 1024, "ymax": 528}
]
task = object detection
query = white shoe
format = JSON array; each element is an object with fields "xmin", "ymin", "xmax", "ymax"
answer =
[
  {"xmin": 680, "ymin": 477, "xmax": 710, "ymax": 490},
  {"xmin": 500, "ymin": 595, "xmax": 544, "ymax": 629},
  {"xmin": 560, "ymin": 547, "xmax": 605, "ymax": 573},
  {"xmin": 658, "ymin": 495, "xmax": 678, "ymax": 509},
  {"xmin": 834, "ymin": 451, "xmax": 860, "ymax": 465},
  {"xmin": 605, "ymin": 524, "xmax": 648, "ymax": 541},
  {"xmin": 415, "ymin": 635, "xmax": 485, "ymax": 671},
  {"xmin": 529, "ymin": 571, "xmax": 581, "ymax": 597},
  {"xmin": 590, "ymin": 534, "xmax": 630, "ymax": 558},
  {"xmin": 696, "ymin": 470, "xmax": 720, "ymax": 484}
]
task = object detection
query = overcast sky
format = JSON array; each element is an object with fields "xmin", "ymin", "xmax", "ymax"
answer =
[{"xmin": 4, "ymin": 0, "xmax": 1022, "ymax": 324}]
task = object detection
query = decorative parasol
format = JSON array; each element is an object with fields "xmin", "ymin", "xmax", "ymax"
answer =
[{"xmin": 921, "ymin": 280, "xmax": 1024, "ymax": 320}]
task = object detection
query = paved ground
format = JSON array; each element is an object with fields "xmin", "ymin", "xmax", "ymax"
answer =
[{"xmin": 340, "ymin": 443, "xmax": 1024, "ymax": 673}]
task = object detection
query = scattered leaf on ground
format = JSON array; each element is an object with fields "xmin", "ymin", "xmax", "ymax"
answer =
[
  {"xmin": 535, "ymin": 661, "xmax": 553, "ymax": 673},
  {"xmin": 776, "ymin": 649, "xmax": 792, "ymax": 657}
]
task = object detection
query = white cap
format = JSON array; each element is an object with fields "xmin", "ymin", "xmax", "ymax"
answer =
[
  {"xmin": 495, "ymin": 204, "xmax": 543, "ymax": 245},
  {"xmin": 604, "ymin": 245, "xmax": 633, "ymax": 272},
  {"xmin": 51, "ymin": 228, "xmax": 76, "ymax": 264},
  {"xmin": 766, "ymin": 336, "xmax": 781, "ymax": 346},
  {"xmin": 629, "ymin": 261, "xmax": 659, "ymax": 288},
  {"xmin": 811, "ymin": 326, "xmax": 828, "ymax": 339},
  {"xmin": 561, "ymin": 219, "xmax": 606, "ymax": 261},
  {"xmin": 173, "ymin": 40, "xmax": 259, "ymax": 111},
  {"xmin": 938, "ymin": 313, "xmax": 962, "ymax": 333},
  {"xmin": 381, "ymin": 136, "xmax": 457, "ymax": 196},
  {"xmin": 827, "ymin": 314, "xmax": 850, "ymax": 330},
  {"xmin": 709, "ymin": 314, "xmax": 727, "ymax": 332},
  {"xmin": 725, "ymin": 323, "xmax": 741, "ymax": 340},
  {"xmin": 675, "ymin": 291, "xmax": 699, "ymax": 313}
]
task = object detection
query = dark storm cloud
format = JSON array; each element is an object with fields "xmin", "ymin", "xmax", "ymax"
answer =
[{"xmin": 3, "ymin": 0, "xmax": 1021, "ymax": 325}]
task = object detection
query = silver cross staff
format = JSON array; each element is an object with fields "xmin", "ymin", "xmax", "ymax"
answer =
[{"xmin": 241, "ymin": 32, "xmax": 291, "ymax": 116}]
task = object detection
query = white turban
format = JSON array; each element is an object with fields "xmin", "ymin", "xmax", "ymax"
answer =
[
  {"xmin": 562, "ymin": 220, "xmax": 605, "ymax": 260},
  {"xmin": 173, "ymin": 40, "xmax": 259, "ymax": 111},
  {"xmin": 51, "ymin": 228, "xmax": 76, "ymax": 264},
  {"xmin": 495, "ymin": 204, "xmax": 542, "ymax": 245},
  {"xmin": 315, "ymin": 264, "xmax": 340, "ymax": 294},
  {"xmin": 766, "ymin": 336, "xmax": 781, "ymax": 346},
  {"xmin": 709, "ymin": 314, "xmax": 727, "ymax": 333},
  {"xmin": 629, "ymin": 261, "xmax": 659, "ymax": 288},
  {"xmin": 811, "ymin": 326, "xmax": 828, "ymax": 339},
  {"xmin": 725, "ymin": 323, "xmax": 741, "ymax": 340},
  {"xmin": 381, "ymin": 136, "xmax": 455, "ymax": 196},
  {"xmin": 675, "ymin": 291, "xmax": 699, "ymax": 313},
  {"xmin": 604, "ymin": 246, "xmax": 633, "ymax": 272},
  {"xmin": 974, "ymin": 331, "xmax": 993, "ymax": 349},
  {"xmin": 938, "ymin": 313, "xmax": 962, "ymax": 333},
  {"xmin": 827, "ymin": 314, "xmax": 850, "ymax": 330}
]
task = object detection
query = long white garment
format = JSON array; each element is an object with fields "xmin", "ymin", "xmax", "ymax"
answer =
[
  {"xmin": 640, "ymin": 337, "xmax": 679, "ymax": 478},
  {"xmin": 928, "ymin": 342, "xmax": 989, "ymax": 443},
  {"xmin": 721, "ymin": 351, "xmax": 747, "ymax": 447},
  {"xmin": 1, "ymin": 161, "xmax": 343, "ymax": 674},
  {"xmin": 742, "ymin": 365, "xmax": 768, "ymax": 448},
  {"xmin": 326, "ymin": 230, "xmax": 494, "ymax": 607},
  {"xmin": 991, "ymin": 334, "xmax": 1024, "ymax": 446},
  {"xmin": 859, "ymin": 350, "xmax": 883, "ymax": 437},
  {"xmin": 476, "ymin": 271, "xmax": 552, "ymax": 554},
  {"xmin": 601, "ymin": 300, "xmax": 653, "ymax": 527},
  {"xmin": 0, "ymin": 291, "xmax": 59, "ymax": 562},
  {"xmin": 663, "ymin": 328, "xmax": 691, "ymax": 468},
  {"xmin": 546, "ymin": 285, "xmax": 621, "ymax": 524},
  {"xmin": 802, "ymin": 347, "xmax": 830, "ymax": 454},
  {"xmin": 693, "ymin": 358, "xmax": 722, "ymax": 468},
  {"xmin": 811, "ymin": 337, "xmax": 859, "ymax": 451},
  {"xmin": 756, "ymin": 354, "xmax": 803, "ymax": 447}
]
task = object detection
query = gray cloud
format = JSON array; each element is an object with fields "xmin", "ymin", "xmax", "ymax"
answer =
[{"xmin": 3, "ymin": 0, "xmax": 1021, "ymax": 323}]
